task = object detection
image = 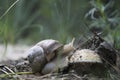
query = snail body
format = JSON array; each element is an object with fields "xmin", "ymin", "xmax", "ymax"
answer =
[{"xmin": 42, "ymin": 56, "xmax": 68, "ymax": 74}]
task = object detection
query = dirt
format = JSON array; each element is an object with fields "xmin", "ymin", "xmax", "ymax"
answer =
[
  {"xmin": 0, "ymin": 57, "xmax": 111, "ymax": 80},
  {"xmin": 0, "ymin": 44, "xmax": 31, "ymax": 61}
]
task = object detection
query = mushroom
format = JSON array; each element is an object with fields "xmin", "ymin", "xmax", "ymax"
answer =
[
  {"xmin": 69, "ymin": 49, "xmax": 102, "ymax": 63},
  {"xmin": 69, "ymin": 49, "xmax": 106, "ymax": 76}
]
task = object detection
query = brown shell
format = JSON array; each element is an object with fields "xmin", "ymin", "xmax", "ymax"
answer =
[{"xmin": 36, "ymin": 39, "xmax": 63, "ymax": 61}]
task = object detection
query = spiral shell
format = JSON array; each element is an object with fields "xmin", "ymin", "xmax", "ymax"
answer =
[
  {"xmin": 36, "ymin": 39, "xmax": 63, "ymax": 61},
  {"xmin": 27, "ymin": 45, "xmax": 47, "ymax": 72}
]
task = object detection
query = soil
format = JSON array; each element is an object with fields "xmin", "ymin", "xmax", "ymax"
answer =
[{"xmin": 0, "ymin": 35, "xmax": 120, "ymax": 80}]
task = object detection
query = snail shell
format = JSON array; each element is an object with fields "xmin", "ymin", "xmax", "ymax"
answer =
[
  {"xmin": 36, "ymin": 39, "xmax": 63, "ymax": 61},
  {"xmin": 27, "ymin": 45, "xmax": 47, "ymax": 72}
]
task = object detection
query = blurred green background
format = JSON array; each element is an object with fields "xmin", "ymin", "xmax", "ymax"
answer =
[{"xmin": 0, "ymin": 0, "xmax": 120, "ymax": 49}]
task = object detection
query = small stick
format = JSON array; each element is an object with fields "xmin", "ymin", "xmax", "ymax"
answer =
[{"xmin": 71, "ymin": 73, "xmax": 83, "ymax": 80}]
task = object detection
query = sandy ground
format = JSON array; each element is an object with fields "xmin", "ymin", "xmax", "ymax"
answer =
[
  {"xmin": 0, "ymin": 44, "xmax": 120, "ymax": 80},
  {"xmin": 0, "ymin": 44, "xmax": 32, "ymax": 61}
]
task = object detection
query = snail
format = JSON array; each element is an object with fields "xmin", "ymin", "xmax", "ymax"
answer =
[{"xmin": 27, "ymin": 39, "xmax": 75, "ymax": 74}]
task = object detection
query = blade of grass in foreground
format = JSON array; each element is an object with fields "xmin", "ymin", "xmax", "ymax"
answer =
[
  {"xmin": 0, "ymin": 0, "xmax": 19, "ymax": 20},
  {"xmin": 0, "ymin": 0, "xmax": 19, "ymax": 59}
]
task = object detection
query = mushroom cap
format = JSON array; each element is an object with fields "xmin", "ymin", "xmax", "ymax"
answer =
[
  {"xmin": 69, "ymin": 49, "xmax": 102, "ymax": 63},
  {"xmin": 36, "ymin": 39, "xmax": 63, "ymax": 61},
  {"xmin": 69, "ymin": 49, "xmax": 106, "ymax": 76}
]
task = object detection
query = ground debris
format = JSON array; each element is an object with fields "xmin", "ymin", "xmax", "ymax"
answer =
[{"xmin": 0, "ymin": 34, "xmax": 120, "ymax": 80}]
